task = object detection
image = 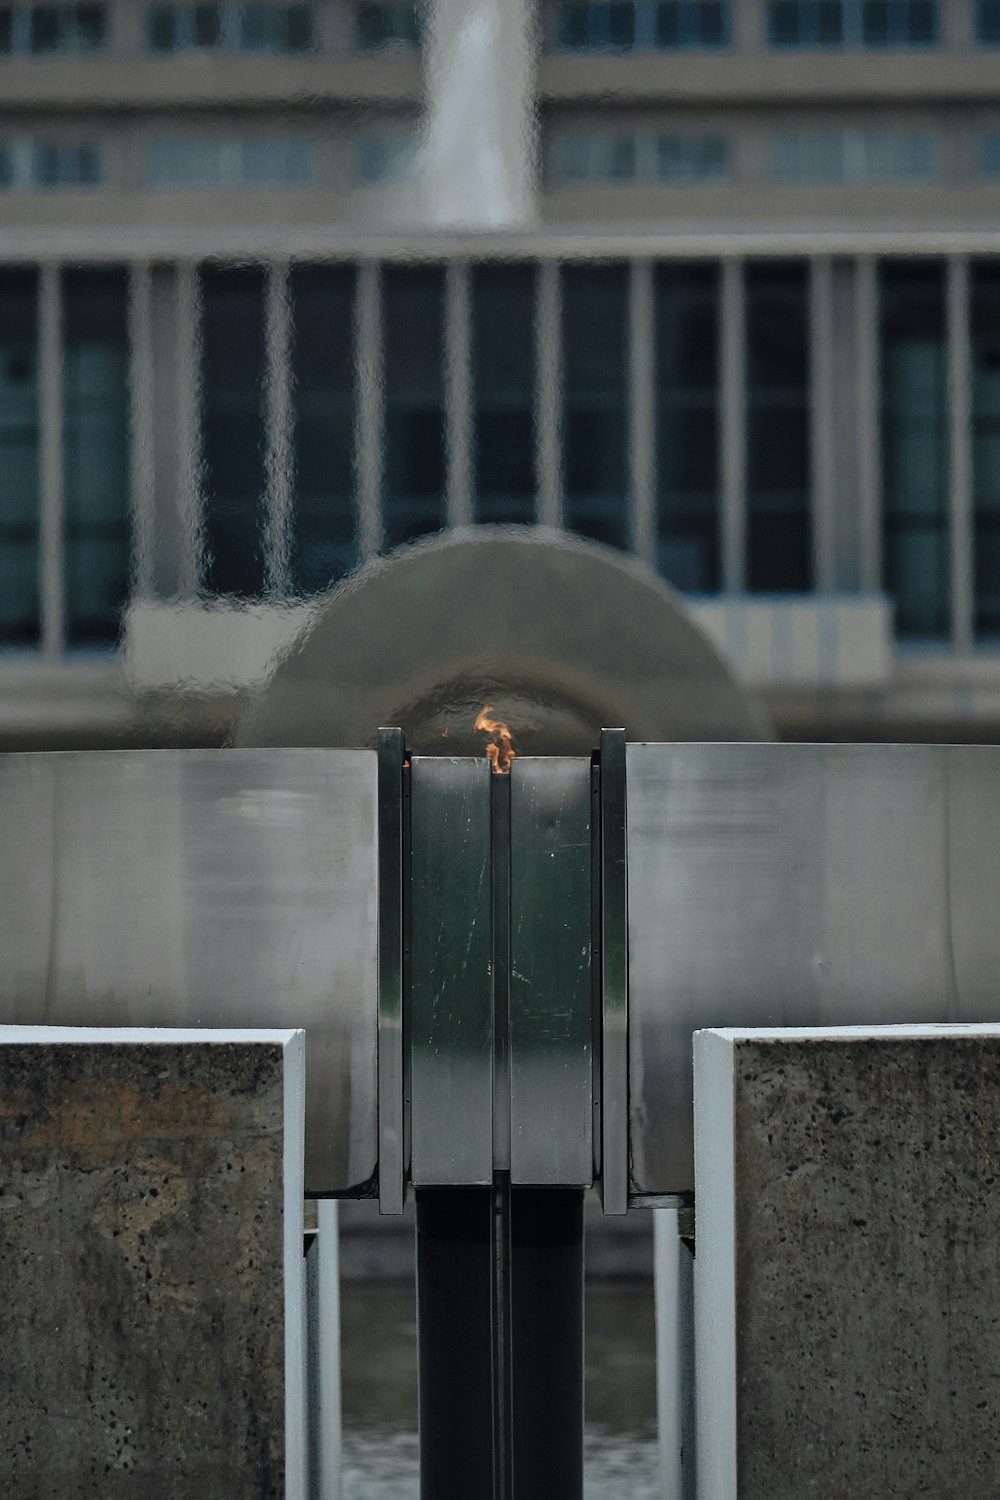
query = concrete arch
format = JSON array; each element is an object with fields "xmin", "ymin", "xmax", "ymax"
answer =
[{"xmin": 237, "ymin": 528, "xmax": 768, "ymax": 753}]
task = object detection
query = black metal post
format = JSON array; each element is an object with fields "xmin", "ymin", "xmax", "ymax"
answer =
[
  {"xmin": 416, "ymin": 1188, "xmax": 493, "ymax": 1499},
  {"xmin": 416, "ymin": 1185, "xmax": 585, "ymax": 1500},
  {"xmin": 511, "ymin": 1189, "xmax": 585, "ymax": 1500}
]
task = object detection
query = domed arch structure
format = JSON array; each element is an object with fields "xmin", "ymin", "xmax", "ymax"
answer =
[{"xmin": 237, "ymin": 528, "xmax": 768, "ymax": 752}]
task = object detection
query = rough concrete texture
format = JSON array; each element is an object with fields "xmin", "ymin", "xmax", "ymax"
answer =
[
  {"xmin": 696, "ymin": 1027, "xmax": 1000, "ymax": 1500},
  {"xmin": 0, "ymin": 1036, "xmax": 295, "ymax": 1498}
]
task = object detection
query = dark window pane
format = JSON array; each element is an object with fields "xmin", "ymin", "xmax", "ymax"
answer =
[
  {"xmin": 0, "ymin": 9, "xmax": 12, "ymax": 50},
  {"xmin": 76, "ymin": 5, "xmax": 105, "ymax": 47},
  {"xmin": 818, "ymin": 0, "xmax": 843, "ymax": 42},
  {"xmin": 908, "ymin": 0, "xmax": 937, "ymax": 42},
  {"xmin": 978, "ymin": 0, "xmax": 1000, "ymax": 42},
  {"xmin": 656, "ymin": 0, "xmax": 680, "ymax": 44},
  {"xmin": 768, "ymin": 0, "xmax": 801, "ymax": 44},
  {"xmin": 63, "ymin": 269, "xmax": 130, "ymax": 647},
  {"xmin": 290, "ymin": 265, "xmax": 357, "ymax": 593},
  {"xmin": 880, "ymin": 260, "xmax": 948, "ymax": 639},
  {"xmin": 861, "ymin": 0, "xmax": 890, "ymax": 43},
  {"xmin": 201, "ymin": 266, "xmax": 267, "ymax": 596},
  {"xmin": 383, "ymin": 265, "xmax": 446, "ymax": 547},
  {"xmin": 608, "ymin": 1, "xmax": 635, "ymax": 45},
  {"xmin": 286, "ymin": 3, "xmax": 311, "ymax": 47},
  {"xmin": 148, "ymin": 6, "xmax": 176, "ymax": 49},
  {"xmin": 700, "ymin": 2, "xmax": 726, "ymax": 44},
  {"xmin": 973, "ymin": 262, "xmax": 1000, "ymax": 638},
  {"xmin": 193, "ymin": 3, "xmax": 221, "ymax": 44},
  {"xmin": 746, "ymin": 261, "xmax": 811, "ymax": 592},
  {"xmin": 0, "ymin": 271, "xmax": 40, "ymax": 645},
  {"xmin": 0, "ymin": 144, "xmax": 12, "ymax": 187},
  {"xmin": 30, "ymin": 7, "xmax": 60, "ymax": 50},
  {"xmin": 655, "ymin": 262, "xmax": 720, "ymax": 591},
  {"xmin": 562, "ymin": 263, "xmax": 629, "ymax": 549},
  {"xmin": 472, "ymin": 264, "xmax": 536, "ymax": 524}
]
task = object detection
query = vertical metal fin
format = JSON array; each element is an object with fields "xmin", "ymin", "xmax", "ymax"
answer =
[
  {"xmin": 377, "ymin": 727, "xmax": 405, "ymax": 1214},
  {"xmin": 600, "ymin": 728, "xmax": 629, "ymax": 1213}
]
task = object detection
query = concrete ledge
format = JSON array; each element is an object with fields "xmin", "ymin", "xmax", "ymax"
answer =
[
  {"xmin": 0, "ymin": 1026, "xmax": 305, "ymax": 1499},
  {"xmin": 696, "ymin": 1024, "xmax": 1000, "ymax": 1500}
]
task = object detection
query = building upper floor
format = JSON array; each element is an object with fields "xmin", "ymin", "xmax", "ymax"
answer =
[
  {"xmin": 4, "ymin": 104, "xmax": 1000, "ymax": 253},
  {"xmin": 6, "ymin": 245, "xmax": 1000, "ymax": 743},
  {"xmin": 2, "ymin": 0, "xmax": 1000, "ymax": 108}
]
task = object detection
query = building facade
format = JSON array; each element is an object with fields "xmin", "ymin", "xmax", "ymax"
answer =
[{"xmin": 3, "ymin": 0, "xmax": 1000, "ymax": 743}]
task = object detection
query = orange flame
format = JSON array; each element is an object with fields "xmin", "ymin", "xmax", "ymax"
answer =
[{"xmin": 474, "ymin": 704, "xmax": 516, "ymax": 774}]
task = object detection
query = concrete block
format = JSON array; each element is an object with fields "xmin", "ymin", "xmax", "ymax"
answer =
[
  {"xmin": 695, "ymin": 1024, "xmax": 1000, "ymax": 1500},
  {"xmin": 0, "ymin": 1026, "xmax": 305, "ymax": 1499}
]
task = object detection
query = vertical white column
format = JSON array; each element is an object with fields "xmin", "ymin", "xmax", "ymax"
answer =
[
  {"xmin": 855, "ymin": 255, "xmax": 882, "ymax": 593},
  {"xmin": 536, "ymin": 260, "xmax": 562, "ymax": 529},
  {"xmin": 720, "ymin": 257, "xmax": 747, "ymax": 592},
  {"xmin": 39, "ymin": 262, "xmax": 64, "ymax": 659},
  {"xmin": 128, "ymin": 262, "xmax": 156, "ymax": 602},
  {"xmin": 306, "ymin": 1201, "xmax": 343, "ymax": 1499},
  {"xmin": 445, "ymin": 260, "xmax": 473, "ymax": 528},
  {"xmin": 948, "ymin": 254, "xmax": 973, "ymax": 653},
  {"xmin": 175, "ymin": 262, "xmax": 202, "ymax": 597},
  {"xmin": 655, "ymin": 1206, "xmax": 696, "ymax": 1500},
  {"xmin": 264, "ymin": 260, "xmax": 294, "ymax": 595},
  {"xmin": 355, "ymin": 260, "xmax": 384, "ymax": 561},
  {"xmin": 810, "ymin": 256, "xmax": 837, "ymax": 592},
  {"xmin": 629, "ymin": 258, "xmax": 656, "ymax": 566}
]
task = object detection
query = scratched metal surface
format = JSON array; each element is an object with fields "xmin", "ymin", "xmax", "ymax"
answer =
[
  {"xmin": 627, "ymin": 742, "xmax": 1000, "ymax": 1194},
  {"xmin": 0, "ymin": 749, "xmax": 378, "ymax": 1193},
  {"xmin": 510, "ymin": 757, "xmax": 593, "ymax": 1186}
]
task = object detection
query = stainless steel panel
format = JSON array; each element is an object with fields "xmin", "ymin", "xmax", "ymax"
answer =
[
  {"xmin": 409, "ymin": 757, "xmax": 493, "ymax": 1186},
  {"xmin": 0, "ymin": 749, "xmax": 378, "ymax": 1194},
  {"xmin": 600, "ymin": 729, "xmax": 629, "ymax": 1214},
  {"xmin": 509, "ymin": 758, "xmax": 592, "ymax": 1187},
  {"xmin": 377, "ymin": 728, "xmax": 405, "ymax": 1215},
  {"xmin": 627, "ymin": 742, "xmax": 1000, "ymax": 1195}
]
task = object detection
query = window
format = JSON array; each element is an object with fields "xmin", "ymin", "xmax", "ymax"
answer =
[
  {"xmin": 977, "ymin": 133, "xmax": 1000, "ymax": 178},
  {"xmin": 972, "ymin": 263, "xmax": 1000, "ymax": 638},
  {"xmin": 562, "ymin": 264, "xmax": 630, "ymax": 550},
  {"xmin": 551, "ymin": 1, "xmax": 728, "ymax": 49},
  {"xmin": 768, "ymin": 0, "xmax": 843, "ymax": 44},
  {"xmin": 354, "ymin": 129, "xmax": 418, "ymax": 187},
  {"xmin": 550, "ymin": 132, "xmax": 636, "ymax": 183},
  {"xmin": 880, "ymin": 261, "xmax": 948, "ymax": 640},
  {"xmin": 201, "ymin": 267, "xmax": 268, "ymax": 596},
  {"xmin": 355, "ymin": 0, "xmax": 420, "ymax": 49},
  {"xmin": 239, "ymin": 3, "xmax": 310, "ymax": 49},
  {"xmin": 767, "ymin": 0, "xmax": 937, "ymax": 47},
  {"xmin": 655, "ymin": 263, "xmax": 720, "ymax": 590},
  {"xmin": 770, "ymin": 129, "xmax": 939, "ymax": 184},
  {"xmin": 147, "ymin": 136, "xmax": 313, "ymax": 189},
  {"xmin": 977, "ymin": 0, "xmax": 1000, "ymax": 42},
  {"xmin": 472, "ymin": 265, "xmax": 537, "ymax": 526},
  {"xmin": 654, "ymin": 1, "xmax": 727, "ymax": 47},
  {"xmin": 657, "ymin": 134, "xmax": 727, "ymax": 183},
  {"xmin": 555, "ymin": 1, "xmax": 635, "ymax": 50},
  {"xmin": 383, "ymin": 266, "xmax": 446, "ymax": 548},
  {"xmin": 0, "ymin": 271, "xmax": 39, "ymax": 646},
  {"xmin": 746, "ymin": 262, "xmax": 812, "ymax": 592},
  {"xmin": 290, "ymin": 266, "xmax": 357, "ymax": 592},
  {"xmin": 63, "ymin": 269, "xmax": 130, "ymax": 648},
  {"xmin": 146, "ymin": 2, "xmax": 312, "ymax": 52},
  {"xmin": 550, "ymin": 129, "xmax": 730, "ymax": 185},
  {"xmin": 0, "ymin": 3, "xmax": 106, "ymax": 53},
  {"xmin": 32, "ymin": 140, "xmax": 102, "ymax": 186}
]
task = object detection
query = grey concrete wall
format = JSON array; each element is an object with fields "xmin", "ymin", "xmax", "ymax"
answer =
[
  {"xmin": 0, "ymin": 1026, "xmax": 305, "ymax": 1499},
  {"xmin": 695, "ymin": 1024, "xmax": 1000, "ymax": 1500}
]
